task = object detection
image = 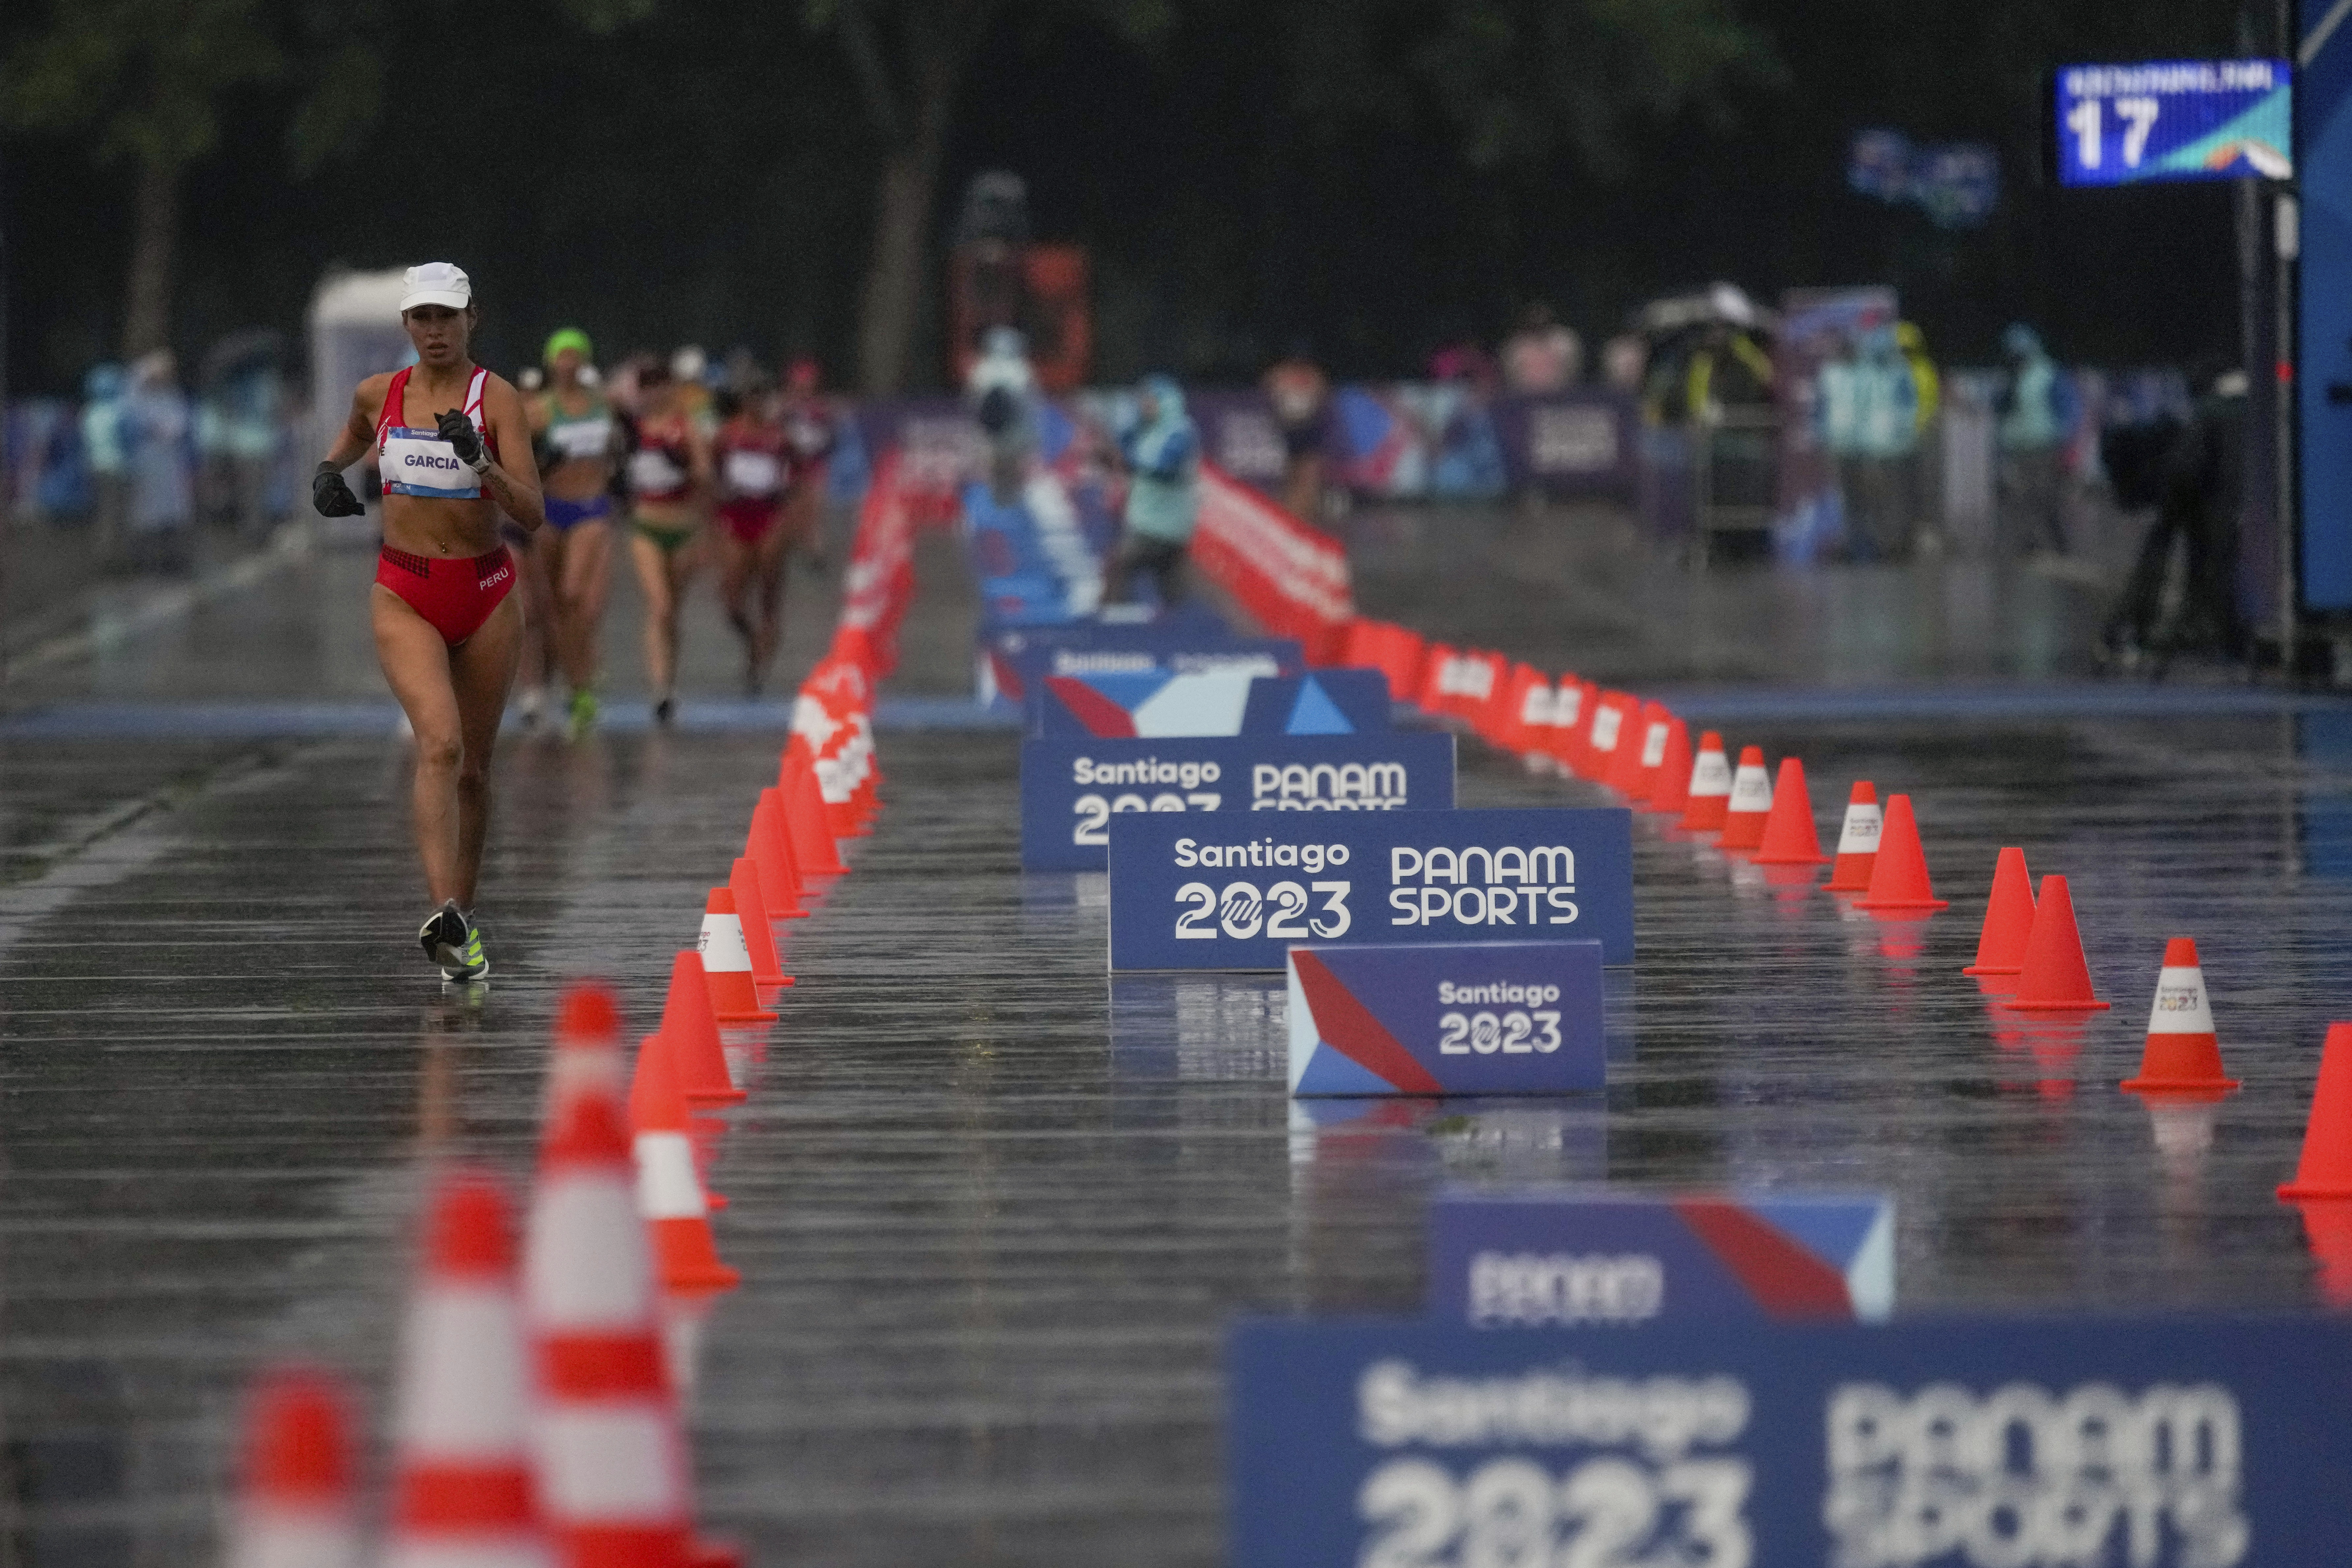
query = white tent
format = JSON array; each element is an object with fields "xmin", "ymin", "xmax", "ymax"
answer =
[{"xmin": 306, "ymin": 267, "xmax": 413, "ymax": 466}]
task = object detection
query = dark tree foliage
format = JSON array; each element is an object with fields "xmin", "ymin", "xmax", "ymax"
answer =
[{"xmin": 0, "ymin": 0, "xmax": 2269, "ymax": 395}]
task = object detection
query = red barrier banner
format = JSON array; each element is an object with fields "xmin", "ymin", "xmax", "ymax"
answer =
[{"xmin": 1192, "ymin": 463, "xmax": 1353, "ymax": 647}]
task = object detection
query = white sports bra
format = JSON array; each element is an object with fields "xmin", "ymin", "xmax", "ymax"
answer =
[{"xmin": 377, "ymin": 366, "xmax": 491, "ymax": 500}]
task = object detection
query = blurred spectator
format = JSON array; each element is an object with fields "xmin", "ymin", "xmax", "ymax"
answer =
[
  {"xmin": 1104, "ymin": 373, "xmax": 1199, "ymax": 607},
  {"xmin": 1649, "ymin": 322, "xmax": 1774, "ymax": 427},
  {"xmin": 1600, "ymin": 333, "xmax": 1648, "ymax": 396},
  {"xmin": 1996, "ymin": 323, "xmax": 2077, "ymax": 557},
  {"xmin": 122, "ymin": 350, "xmax": 195, "ymax": 574},
  {"xmin": 1262, "ymin": 342, "xmax": 1330, "ymax": 523},
  {"xmin": 1820, "ymin": 327, "xmax": 1920, "ymax": 560},
  {"xmin": 1895, "ymin": 321, "xmax": 1939, "ymax": 433},
  {"xmin": 1895, "ymin": 320, "xmax": 1943, "ymax": 554},
  {"xmin": 1502, "ymin": 302, "xmax": 1583, "ymax": 394},
  {"xmin": 2105, "ymin": 368, "xmax": 2247, "ymax": 666},
  {"xmin": 966, "ymin": 325, "xmax": 1039, "ymax": 503},
  {"xmin": 80, "ymin": 363, "xmax": 131, "ymax": 558},
  {"xmin": 1429, "ymin": 339, "xmax": 1499, "ymax": 399},
  {"xmin": 196, "ymin": 331, "xmax": 287, "ymax": 539}
]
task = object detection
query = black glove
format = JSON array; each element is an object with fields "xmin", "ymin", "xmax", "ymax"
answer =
[
  {"xmin": 312, "ymin": 467, "xmax": 366, "ymax": 517},
  {"xmin": 436, "ymin": 409, "xmax": 489, "ymax": 472}
]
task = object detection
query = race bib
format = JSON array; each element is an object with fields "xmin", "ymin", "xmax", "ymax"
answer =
[
  {"xmin": 724, "ymin": 450, "xmax": 783, "ymax": 494},
  {"xmin": 629, "ymin": 448, "xmax": 686, "ymax": 495},
  {"xmin": 550, "ymin": 417, "xmax": 611, "ymax": 460}
]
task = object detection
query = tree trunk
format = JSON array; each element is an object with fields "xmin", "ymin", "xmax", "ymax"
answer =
[
  {"xmin": 856, "ymin": 135, "xmax": 947, "ymax": 396},
  {"xmin": 121, "ymin": 157, "xmax": 179, "ymax": 360},
  {"xmin": 853, "ymin": 15, "xmax": 968, "ymax": 399}
]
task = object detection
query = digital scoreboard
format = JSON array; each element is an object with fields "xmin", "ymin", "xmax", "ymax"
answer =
[{"xmin": 2053, "ymin": 58, "xmax": 2292, "ymax": 186}]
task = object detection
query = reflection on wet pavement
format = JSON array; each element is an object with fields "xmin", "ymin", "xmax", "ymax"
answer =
[{"xmin": 3, "ymin": 703, "xmax": 2349, "ymax": 1558}]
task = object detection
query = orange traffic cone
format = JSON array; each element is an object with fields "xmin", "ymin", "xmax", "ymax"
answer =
[
  {"xmin": 783, "ymin": 745, "xmax": 847, "ymax": 874},
  {"xmin": 1584, "ymin": 693, "xmax": 1628, "ymax": 787},
  {"xmin": 1544, "ymin": 680, "xmax": 1583, "ymax": 775},
  {"xmin": 523, "ymin": 1090, "xmax": 704, "ymax": 1566},
  {"xmin": 2120, "ymin": 938, "xmax": 2240, "ymax": 1095},
  {"xmin": 544, "ymin": 980, "xmax": 626, "ymax": 1126},
  {"xmin": 1822, "ymin": 783, "xmax": 1882, "ymax": 891},
  {"xmin": 1717, "ymin": 746, "xmax": 1773, "ymax": 853},
  {"xmin": 2278, "ymin": 1023, "xmax": 2352, "ymax": 1199},
  {"xmin": 1616, "ymin": 703, "xmax": 1669, "ymax": 801},
  {"xmin": 1606, "ymin": 700, "xmax": 1658, "ymax": 797},
  {"xmin": 386, "ymin": 1172, "xmax": 549, "ymax": 1568},
  {"xmin": 2000, "ymin": 875, "xmax": 2109, "ymax": 1011},
  {"xmin": 749, "ymin": 787, "xmax": 810, "ymax": 919},
  {"xmin": 1750, "ymin": 757, "xmax": 1827, "ymax": 865},
  {"xmin": 1961, "ymin": 848, "xmax": 2035, "ymax": 975},
  {"xmin": 1643, "ymin": 719, "xmax": 1693, "ymax": 816},
  {"xmin": 1679, "ymin": 731, "xmax": 1732, "ymax": 832},
  {"xmin": 630, "ymin": 1033, "xmax": 740, "ymax": 1293},
  {"xmin": 728, "ymin": 856, "xmax": 792, "ymax": 988},
  {"xmin": 226, "ymin": 1367, "xmax": 360, "ymax": 1568},
  {"xmin": 698, "ymin": 888, "xmax": 776, "ymax": 1024},
  {"xmin": 2291, "ymin": 1198, "xmax": 2352, "ymax": 1304},
  {"xmin": 658, "ymin": 951, "xmax": 745, "ymax": 1106},
  {"xmin": 1853, "ymin": 794, "xmax": 1950, "ymax": 912}
]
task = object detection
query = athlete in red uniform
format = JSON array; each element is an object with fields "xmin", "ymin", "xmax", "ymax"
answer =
[
  {"xmin": 710, "ymin": 381, "xmax": 792, "ymax": 692},
  {"xmin": 312, "ymin": 263, "xmax": 544, "ymax": 981}
]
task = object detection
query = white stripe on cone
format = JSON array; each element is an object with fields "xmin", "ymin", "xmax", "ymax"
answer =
[
  {"xmin": 1639, "ymin": 721, "xmax": 1670, "ymax": 769},
  {"xmin": 634, "ymin": 1131, "xmax": 708, "ymax": 1222},
  {"xmin": 1687, "ymin": 750, "xmax": 1732, "ymax": 798},
  {"xmin": 2147, "ymin": 966, "xmax": 2217, "ymax": 1035},
  {"xmin": 385, "ymin": 1540, "xmax": 548, "ymax": 1568},
  {"xmin": 1519, "ymin": 684, "xmax": 1553, "ymax": 726},
  {"xmin": 523, "ymin": 1176, "xmax": 653, "ymax": 1329},
  {"xmin": 535, "ymin": 1406, "xmax": 686, "ymax": 1519},
  {"xmin": 1726, "ymin": 761, "xmax": 1772, "ymax": 813},
  {"xmin": 396, "ymin": 1288, "xmax": 532, "ymax": 1458},
  {"xmin": 227, "ymin": 1516, "xmax": 361, "ymax": 1568},
  {"xmin": 697, "ymin": 911, "xmax": 752, "ymax": 975},
  {"xmin": 1721, "ymin": 766, "xmax": 1769, "ymax": 818},
  {"xmin": 1555, "ymin": 687, "xmax": 1583, "ymax": 730},
  {"xmin": 1834, "ymin": 800, "xmax": 1883, "ymax": 853},
  {"xmin": 1589, "ymin": 704, "xmax": 1623, "ymax": 754}
]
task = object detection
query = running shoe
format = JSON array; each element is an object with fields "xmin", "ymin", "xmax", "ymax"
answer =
[
  {"xmin": 418, "ymin": 900, "xmax": 467, "ymax": 970},
  {"xmin": 444, "ymin": 911, "xmax": 489, "ymax": 983},
  {"xmin": 566, "ymin": 687, "xmax": 599, "ymax": 740},
  {"xmin": 516, "ymin": 685, "xmax": 546, "ymax": 730},
  {"xmin": 654, "ymin": 694, "xmax": 677, "ymax": 726}
]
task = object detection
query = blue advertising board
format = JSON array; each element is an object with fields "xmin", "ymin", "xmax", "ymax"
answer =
[
  {"xmin": 1106, "ymin": 807, "xmax": 1635, "ymax": 972},
  {"xmin": 1428, "ymin": 1189, "xmax": 1894, "ymax": 1326},
  {"xmin": 2302, "ymin": 2, "xmax": 2352, "ymax": 612},
  {"xmin": 1031, "ymin": 667, "xmax": 1393, "ymax": 739},
  {"xmin": 1229, "ymin": 1315, "xmax": 2352, "ymax": 1567},
  {"xmin": 1287, "ymin": 941, "xmax": 1604, "ymax": 1096},
  {"xmin": 995, "ymin": 635, "xmax": 1302, "ymax": 711},
  {"xmin": 1020, "ymin": 732, "xmax": 1456, "ymax": 872},
  {"xmin": 2054, "ymin": 59, "xmax": 2293, "ymax": 186}
]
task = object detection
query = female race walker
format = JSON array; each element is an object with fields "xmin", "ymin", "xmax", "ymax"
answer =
[
  {"xmin": 528, "ymin": 327, "xmax": 620, "ymax": 737},
  {"xmin": 625, "ymin": 361, "xmax": 709, "ymax": 724},
  {"xmin": 311, "ymin": 263, "xmax": 544, "ymax": 981},
  {"xmin": 710, "ymin": 380, "xmax": 791, "ymax": 693}
]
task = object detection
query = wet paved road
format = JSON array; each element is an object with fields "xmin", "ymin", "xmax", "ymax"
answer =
[{"xmin": 2, "ymin": 505, "xmax": 2348, "ymax": 1560}]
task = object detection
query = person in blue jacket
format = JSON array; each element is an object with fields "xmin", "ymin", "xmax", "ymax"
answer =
[{"xmin": 1104, "ymin": 373, "xmax": 1201, "ymax": 606}]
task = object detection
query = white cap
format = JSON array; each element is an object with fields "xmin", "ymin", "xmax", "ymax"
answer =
[{"xmin": 399, "ymin": 262, "xmax": 472, "ymax": 312}]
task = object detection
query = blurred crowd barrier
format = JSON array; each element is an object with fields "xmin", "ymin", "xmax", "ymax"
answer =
[{"xmin": 6, "ymin": 365, "xmax": 2177, "ymax": 562}]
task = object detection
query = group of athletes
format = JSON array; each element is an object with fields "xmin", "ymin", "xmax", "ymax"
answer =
[
  {"xmin": 312, "ymin": 263, "xmax": 835, "ymax": 983},
  {"xmin": 519, "ymin": 329, "xmax": 836, "ymax": 736}
]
